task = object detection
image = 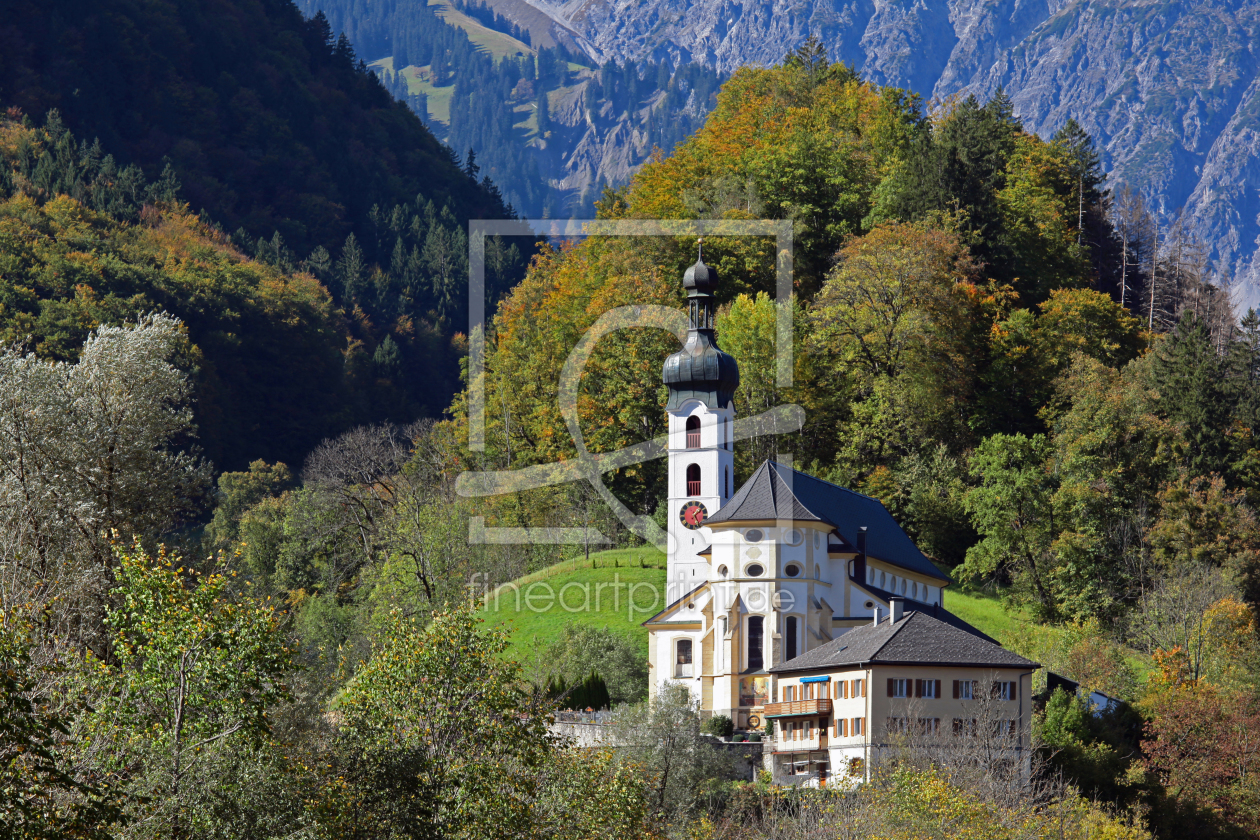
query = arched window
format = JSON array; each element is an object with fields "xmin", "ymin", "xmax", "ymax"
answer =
[
  {"xmin": 685, "ymin": 415, "xmax": 700, "ymax": 449},
  {"xmin": 716, "ymin": 616, "xmax": 727, "ymax": 669},
  {"xmin": 785, "ymin": 616, "xmax": 798, "ymax": 662},
  {"xmin": 675, "ymin": 639, "xmax": 693, "ymax": 678},
  {"xmin": 747, "ymin": 616, "xmax": 764, "ymax": 670},
  {"xmin": 725, "ymin": 467, "xmax": 730, "ymax": 498},
  {"xmin": 686, "ymin": 463, "xmax": 701, "ymax": 496}
]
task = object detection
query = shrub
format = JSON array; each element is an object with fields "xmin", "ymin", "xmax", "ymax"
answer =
[{"xmin": 703, "ymin": 714, "xmax": 735, "ymax": 738}]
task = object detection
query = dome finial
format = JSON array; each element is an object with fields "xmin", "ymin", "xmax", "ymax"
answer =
[{"xmin": 697, "ymin": 236, "xmax": 703, "ymax": 262}]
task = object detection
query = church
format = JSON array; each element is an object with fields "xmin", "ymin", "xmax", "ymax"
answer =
[{"xmin": 643, "ymin": 252, "xmax": 1038, "ymax": 786}]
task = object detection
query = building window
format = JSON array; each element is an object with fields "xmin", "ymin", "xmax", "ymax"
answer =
[
  {"xmin": 745, "ymin": 529, "xmax": 763, "ymax": 543},
  {"xmin": 716, "ymin": 617, "xmax": 726, "ymax": 669},
  {"xmin": 912, "ymin": 581, "xmax": 918, "ymax": 599},
  {"xmin": 745, "ymin": 564, "xmax": 764, "ymax": 577},
  {"xmin": 725, "ymin": 467, "xmax": 730, "ymax": 497},
  {"xmin": 785, "ymin": 529, "xmax": 803, "ymax": 546},
  {"xmin": 785, "ymin": 616, "xmax": 798, "ymax": 661},
  {"xmin": 916, "ymin": 679, "xmax": 941, "ymax": 699},
  {"xmin": 852, "ymin": 717, "xmax": 864, "ymax": 736},
  {"xmin": 954, "ymin": 679, "xmax": 975, "ymax": 700},
  {"xmin": 747, "ymin": 616, "xmax": 764, "ymax": 670},
  {"xmin": 686, "ymin": 463, "xmax": 701, "ymax": 496},
  {"xmin": 888, "ymin": 678, "xmax": 908, "ymax": 698},
  {"xmin": 992, "ymin": 681, "xmax": 1016, "ymax": 700},
  {"xmin": 918, "ymin": 718, "xmax": 940, "ymax": 736},
  {"xmin": 847, "ymin": 757, "xmax": 864, "ymax": 777},
  {"xmin": 901, "ymin": 579, "xmax": 907, "ymax": 595},
  {"xmin": 784, "ymin": 684, "xmax": 795, "ymax": 702},
  {"xmin": 675, "ymin": 639, "xmax": 693, "ymax": 678},
  {"xmin": 880, "ymin": 571, "xmax": 886, "ymax": 588},
  {"xmin": 953, "ymin": 718, "xmax": 978, "ymax": 737},
  {"xmin": 685, "ymin": 415, "xmax": 700, "ymax": 449},
  {"xmin": 717, "ymin": 565, "xmax": 728, "ymax": 577},
  {"xmin": 784, "ymin": 564, "xmax": 800, "ymax": 577}
]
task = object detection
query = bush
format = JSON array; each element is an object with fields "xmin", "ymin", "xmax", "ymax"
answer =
[
  {"xmin": 703, "ymin": 714, "xmax": 734, "ymax": 738},
  {"xmin": 733, "ymin": 734, "xmax": 747, "ymax": 742},
  {"xmin": 749, "ymin": 733, "xmax": 762, "ymax": 742}
]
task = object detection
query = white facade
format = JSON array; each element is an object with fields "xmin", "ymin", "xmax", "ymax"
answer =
[
  {"xmin": 665, "ymin": 397, "xmax": 735, "ymax": 602},
  {"xmin": 647, "ymin": 510, "xmax": 951, "ymax": 729}
]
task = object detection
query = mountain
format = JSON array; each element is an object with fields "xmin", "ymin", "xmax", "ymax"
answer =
[
  {"xmin": 487, "ymin": 0, "xmax": 1260, "ymax": 308},
  {"xmin": 0, "ymin": 0, "xmax": 511, "ymax": 260},
  {"xmin": 302, "ymin": 0, "xmax": 723, "ymax": 216},
  {"xmin": 0, "ymin": 0, "xmax": 531, "ymax": 469}
]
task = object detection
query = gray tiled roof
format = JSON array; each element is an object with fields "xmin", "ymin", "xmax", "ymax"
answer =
[
  {"xmin": 707, "ymin": 461, "xmax": 949, "ymax": 582},
  {"xmin": 769, "ymin": 610, "xmax": 1038, "ymax": 673},
  {"xmin": 854, "ymin": 581, "xmax": 999, "ymax": 644}
]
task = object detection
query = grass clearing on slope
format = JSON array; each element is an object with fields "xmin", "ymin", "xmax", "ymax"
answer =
[
  {"xmin": 479, "ymin": 547, "xmax": 667, "ymax": 664},
  {"xmin": 944, "ymin": 586, "xmax": 1044, "ymax": 646},
  {"xmin": 431, "ymin": 0, "xmax": 534, "ymax": 60}
]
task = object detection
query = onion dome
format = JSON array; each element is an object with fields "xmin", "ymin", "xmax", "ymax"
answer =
[{"xmin": 662, "ymin": 250, "xmax": 739, "ymax": 410}]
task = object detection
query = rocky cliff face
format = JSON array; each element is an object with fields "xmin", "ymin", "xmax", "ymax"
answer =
[{"xmin": 509, "ymin": 0, "xmax": 1260, "ymax": 306}]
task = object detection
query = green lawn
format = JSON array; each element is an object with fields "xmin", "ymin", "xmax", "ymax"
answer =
[
  {"xmin": 944, "ymin": 586, "xmax": 1044, "ymax": 646},
  {"xmin": 481, "ymin": 551, "xmax": 1090, "ymax": 684},
  {"xmin": 479, "ymin": 548, "xmax": 667, "ymax": 663}
]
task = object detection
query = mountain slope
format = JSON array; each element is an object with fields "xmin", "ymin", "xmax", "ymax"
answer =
[
  {"xmin": 308, "ymin": 0, "xmax": 722, "ymax": 215},
  {"xmin": 528, "ymin": 0, "xmax": 1260, "ymax": 306},
  {"xmin": 0, "ymin": 0, "xmax": 510, "ymax": 259}
]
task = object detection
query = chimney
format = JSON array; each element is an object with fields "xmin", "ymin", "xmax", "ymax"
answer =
[
  {"xmin": 889, "ymin": 598, "xmax": 904, "ymax": 624},
  {"xmin": 872, "ymin": 606, "xmax": 881, "ymax": 627}
]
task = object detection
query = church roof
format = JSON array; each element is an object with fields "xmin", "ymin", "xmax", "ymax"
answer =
[
  {"xmin": 769, "ymin": 609, "xmax": 1037, "ymax": 673},
  {"xmin": 706, "ymin": 460, "xmax": 950, "ymax": 583}
]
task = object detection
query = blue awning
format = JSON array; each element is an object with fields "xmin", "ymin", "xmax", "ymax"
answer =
[{"xmin": 800, "ymin": 675, "xmax": 830, "ymax": 683}]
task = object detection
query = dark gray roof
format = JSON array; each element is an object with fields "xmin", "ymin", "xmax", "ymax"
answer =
[
  {"xmin": 855, "ymin": 582, "xmax": 999, "ymax": 644},
  {"xmin": 707, "ymin": 461, "xmax": 949, "ymax": 582},
  {"xmin": 769, "ymin": 610, "xmax": 1037, "ymax": 673}
]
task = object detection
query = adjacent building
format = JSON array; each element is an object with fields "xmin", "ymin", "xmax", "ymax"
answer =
[{"xmin": 643, "ymin": 253, "xmax": 1040, "ymax": 785}]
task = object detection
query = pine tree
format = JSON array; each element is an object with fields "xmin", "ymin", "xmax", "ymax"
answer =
[
  {"xmin": 1153, "ymin": 311, "xmax": 1235, "ymax": 477},
  {"xmin": 336, "ymin": 232, "xmax": 367, "ymax": 303}
]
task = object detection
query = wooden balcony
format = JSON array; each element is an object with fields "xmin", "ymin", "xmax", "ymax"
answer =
[
  {"xmin": 764, "ymin": 699, "xmax": 832, "ymax": 718},
  {"xmin": 687, "ymin": 480, "xmax": 701, "ymax": 495}
]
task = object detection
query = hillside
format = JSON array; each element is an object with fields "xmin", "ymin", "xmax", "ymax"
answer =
[
  {"xmin": 510, "ymin": 0, "xmax": 1260, "ymax": 306},
  {"xmin": 0, "ymin": 0, "xmax": 510, "ymax": 261},
  {"xmin": 478, "ymin": 548, "xmax": 667, "ymax": 662},
  {"xmin": 478, "ymin": 548, "xmax": 1044, "ymax": 670},
  {"xmin": 302, "ymin": 0, "xmax": 723, "ymax": 215}
]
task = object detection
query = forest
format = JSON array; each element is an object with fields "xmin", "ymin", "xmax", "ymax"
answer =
[
  {"xmin": 2, "ymin": 10, "xmax": 1260, "ymax": 840},
  {"xmin": 301, "ymin": 0, "xmax": 724, "ymax": 217}
]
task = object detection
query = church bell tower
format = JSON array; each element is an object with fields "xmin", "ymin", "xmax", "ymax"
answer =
[{"xmin": 661, "ymin": 245, "xmax": 739, "ymax": 602}]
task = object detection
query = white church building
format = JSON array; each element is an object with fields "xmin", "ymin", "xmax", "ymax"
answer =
[{"xmin": 644, "ymin": 254, "xmax": 1037, "ymax": 785}]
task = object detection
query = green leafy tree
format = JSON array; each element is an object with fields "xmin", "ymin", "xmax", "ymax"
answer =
[
  {"xmin": 331, "ymin": 605, "xmax": 553, "ymax": 839},
  {"xmin": 963, "ymin": 433, "xmax": 1058, "ymax": 613},
  {"xmin": 0, "ymin": 615, "xmax": 119, "ymax": 840},
  {"xmin": 86, "ymin": 540, "xmax": 294, "ymax": 839},
  {"xmin": 611, "ymin": 684, "xmax": 737, "ymax": 821},
  {"xmin": 204, "ymin": 460, "xmax": 293, "ymax": 551},
  {"xmin": 540, "ymin": 624, "xmax": 647, "ymax": 706}
]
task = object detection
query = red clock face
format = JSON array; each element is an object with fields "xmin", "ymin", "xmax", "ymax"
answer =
[{"xmin": 680, "ymin": 500, "xmax": 708, "ymax": 530}]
